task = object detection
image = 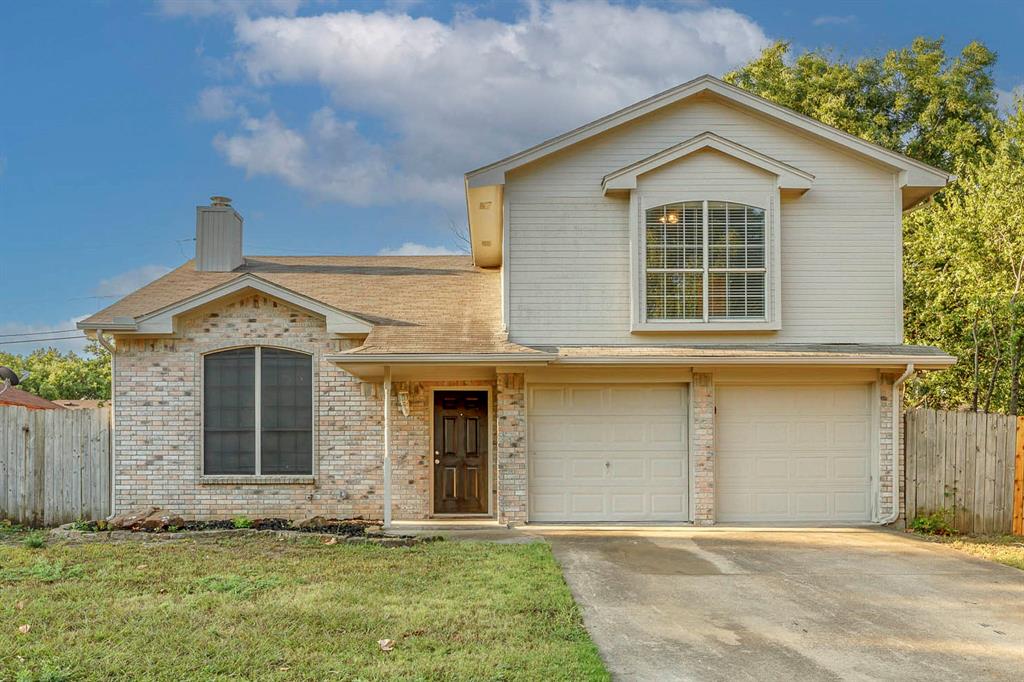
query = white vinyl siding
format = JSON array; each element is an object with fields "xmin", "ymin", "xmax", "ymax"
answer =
[{"xmin": 504, "ymin": 96, "xmax": 899, "ymax": 345}]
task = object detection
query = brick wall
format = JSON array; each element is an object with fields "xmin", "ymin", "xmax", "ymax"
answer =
[
  {"xmin": 495, "ymin": 372, "xmax": 527, "ymax": 525},
  {"xmin": 113, "ymin": 293, "xmax": 437, "ymax": 521},
  {"xmin": 691, "ymin": 373, "xmax": 715, "ymax": 525}
]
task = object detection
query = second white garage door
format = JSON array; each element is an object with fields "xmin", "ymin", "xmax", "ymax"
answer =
[
  {"xmin": 717, "ymin": 384, "xmax": 874, "ymax": 522},
  {"xmin": 528, "ymin": 384, "xmax": 688, "ymax": 522}
]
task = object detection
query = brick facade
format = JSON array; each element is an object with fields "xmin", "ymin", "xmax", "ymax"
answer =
[{"xmin": 113, "ymin": 293, "xmax": 500, "ymax": 521}]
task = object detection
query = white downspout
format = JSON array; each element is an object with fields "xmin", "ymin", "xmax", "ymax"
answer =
[
  {"xmin": 95, "ymin": 330, "xmax": 117, "ymax": 518},
  {"xmin": 382, "ymin": 367, "xmax": 392, "ymax": 529},
  {"xmin": 880, "ymin": 363, "xmax": 915, "ymax": 525}
]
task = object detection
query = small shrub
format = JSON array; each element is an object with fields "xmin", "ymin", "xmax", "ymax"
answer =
[
  {"xmin": 69, "ymin": 519, "xmax": 93, "ymax": 532},
  {"xmin": 1, "ymin": 519, "xmax": 26, "ymax": 534},
  {"xmin": 910, "ymin": 508, "xmax": 956, "ymax": 536},
  {"xmin": 232, "ymin": 516, "xmax": 253, "ymax": 529},
  {"xmin": 23, "ymin": 532, "xmax": 46, "ymax": 549}
]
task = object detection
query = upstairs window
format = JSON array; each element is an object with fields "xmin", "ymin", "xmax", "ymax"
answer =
[
  {"xmin": 204, "ymin": 347, "xmax": 313, "ymax": 476},
  {"xmin": 645, "ymin": 200, "xmax": 766, "ymax": 322}
]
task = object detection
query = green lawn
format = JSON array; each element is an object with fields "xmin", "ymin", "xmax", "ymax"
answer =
[
  {"xmin": 0, "ymin": 533, "xmax": 609, "ymax": 681},
  {"xmin": 926, "ymin": 533, "xmax": 1024, "ymax": 571}
]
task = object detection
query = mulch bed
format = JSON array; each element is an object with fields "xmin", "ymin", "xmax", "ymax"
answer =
[{"xmin": 73, "ymin": 517, "xmax": 378, "ymax": 537}]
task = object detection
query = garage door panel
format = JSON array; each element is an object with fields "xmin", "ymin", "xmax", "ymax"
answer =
[
  {"xmin": 717, "ymin": 384, "xmax": 873, "ymax": 523},
  {"xmin": 529, "ymin": 384, "xmax": 688, "ymax": 522}
]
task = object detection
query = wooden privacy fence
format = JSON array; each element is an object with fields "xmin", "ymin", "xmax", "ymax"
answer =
[
  {"xmin": 0, "ymin": 405, "xmax": 110, "ymax": 526},
  {"xmin": 905, "ymin": 409, "xmax": 1024, "ymax": 535}
]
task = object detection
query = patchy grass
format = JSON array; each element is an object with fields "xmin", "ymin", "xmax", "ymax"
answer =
[
  {"xmin": 927, "ymin": 534, "xmax": 1024, "ymax": 570},
  {"xmin": 0, "ymin": 536, "xmax": 608, "ymax": 680}
]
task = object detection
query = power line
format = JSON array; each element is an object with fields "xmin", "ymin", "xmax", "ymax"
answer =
[
  {"xmin": 0, "ymin": 328, "xmax": 80, "ymax": 338},
  {"xmin": 0, "ymin": 334, "xmax": 85, "ymax": 346}
]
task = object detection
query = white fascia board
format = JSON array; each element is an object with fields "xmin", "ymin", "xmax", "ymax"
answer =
[
  {"xmin": 326, "ymin": 352, "xmax": 554, "ymax": 365},
  {"xmin": 551, "ymin": 354, "xmax": 956, "ymax": 369},
  {"xmin": 122, "ymin": 274, "xmax": 373, "ymax": 335},
  {"xmin": 465, "ymin": 74, "xmax": 951, "ymax": 189},
  {"xmin": 602, "ymin": 132, "xmax": 814, "ymax": 195}
]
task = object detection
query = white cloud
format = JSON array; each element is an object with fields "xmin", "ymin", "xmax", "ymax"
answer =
[
  {"xmin": 376, "ymin": 242, "xmax": 461, "ymax": 256},
  {"xmin": 812, "ymin": 15, "xmax": 856, "ymax": 26},
  {"xmin": 93, "ymin": 264, "xmax": 173, "ymax": 299},
  {"xmin": 158, "ymin": 0, "xmax": 301, "ymax": 19},
  {"xmin": 201, "ymin": 1, "xmax": 770, "ymax": 209},
  {"xmin": 997, "ymin": 85, "xmax": 1024, "ymax": 116},
  {"xmin": 193, "ymin": 86, "xmax": 248, "ymax": 121}
]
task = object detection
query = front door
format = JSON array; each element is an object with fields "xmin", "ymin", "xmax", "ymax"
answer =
[{"xmin": 433, "ymin": 391, "xmax": 488, "ymax": 514}]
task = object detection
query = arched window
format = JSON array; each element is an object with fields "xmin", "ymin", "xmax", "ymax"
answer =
[
  {"xmin": 645, "ymin": 200, "xmax": 765, "ymax": 321},
  {"xmin": 204, "ymin": 347, "xmax": 312, "ymax": 476}
]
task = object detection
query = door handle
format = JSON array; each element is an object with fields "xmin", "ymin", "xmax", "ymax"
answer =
[{"xmin": 434, "ymin": 459, "xmax": 440, "ymax": 464}]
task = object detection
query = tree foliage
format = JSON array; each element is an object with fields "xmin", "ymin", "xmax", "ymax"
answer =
[
  {"xmin": 0, "ymin": 341, "xmax": 111, "ymax": 401},
  {"xmin": 728, "ymin": 38, "xmax": 1024, "ymax": 412},
  {"xmin": 725, "ymin": 38, "xmax": 999, "ymax": 171}
]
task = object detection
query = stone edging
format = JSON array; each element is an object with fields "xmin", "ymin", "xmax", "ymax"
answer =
[{"xmin": 50, "ymin": 525, "xmax": 441, "ymax": 547}]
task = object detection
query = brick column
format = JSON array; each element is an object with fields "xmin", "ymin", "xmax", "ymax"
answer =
[
  {"xmin": 692, "ymin": 372, "xmax": 716, "ymax": 525},
  {"xmin": 496, "ymin": 372, "xmax": 527, "ymax": 526},
  {"xmin": 879, "ymin": 373, "xmax": 898, "ymax": 522}
]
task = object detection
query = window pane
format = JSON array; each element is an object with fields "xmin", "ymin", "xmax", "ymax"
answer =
[
  {"xmin": 260, "ymin": 349, "xmax": 313, "ymax": 475},
  {"xmin": 204, "ymin": 348, "xmax": 256, "ymax": 475},
  {"xmin": 645, "ymin": 202, "xmax": 703, "ymax": 320},
  {"xmin": 709, "ymin": 272, "xmax": 766, "ymax": 319}
]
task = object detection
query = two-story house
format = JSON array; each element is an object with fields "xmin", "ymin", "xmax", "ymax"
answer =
[{"xmin": 79, "ymin": 75, "xmax": 954, "ymax": 527}]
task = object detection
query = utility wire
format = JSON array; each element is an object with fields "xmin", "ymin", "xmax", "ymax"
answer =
[
  {"xmin": 0, "ymin": 328, "xmax": 80, "ymax": 338},
  {"xmin": 0, "ymin": 334, "xmax": 86, "ymax": 346}
]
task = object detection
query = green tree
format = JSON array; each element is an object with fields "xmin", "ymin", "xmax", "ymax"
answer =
[
  {"xmin": 0, "ymin": 341, "xmax": 111, "ymax": 401},
  {"xmin": 725, "ymin": 38, "xmax": 999, "ymax": 171},
  {"xmin": 903, "ymin": 105, "xmax": 1024, "ymax": 411}
]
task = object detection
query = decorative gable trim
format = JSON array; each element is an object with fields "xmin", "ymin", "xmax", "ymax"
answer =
[
  {"xmin": 78, "ymin": 274, "xmax": 373, "ymax": 336},
  {"xmin": 602, "ymin": 132, "xmax": 814, "ymax": 196}
]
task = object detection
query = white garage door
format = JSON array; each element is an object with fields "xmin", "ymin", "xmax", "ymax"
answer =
[
  {"xmin": 528, "ymin": 384, "xmax": 688, "ymax": 522},
  {"xmin": 717, "ymin": 384, "xmax": 874, "ymax": 522}
]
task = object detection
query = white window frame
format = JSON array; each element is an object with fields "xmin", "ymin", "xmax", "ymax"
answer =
[
  {"xmin": 200, "ymin": 345, "xmax": 315, "ymax": 478},
  {"xmin": 630, "ymin": 187, "xmax": 782, "ymax": 332}
]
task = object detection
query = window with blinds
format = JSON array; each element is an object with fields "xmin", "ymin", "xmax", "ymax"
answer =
[
  {"xmin": 204, "ymin": 347, "xmax": 313, "ymax": 476},
  {"xmin": 645, "ymin": 200, "xmax": 766, "ymax": 321}
]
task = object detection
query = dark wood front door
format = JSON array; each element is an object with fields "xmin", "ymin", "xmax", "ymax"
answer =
[{"xmin": 433, "ymin": 391, "xmax": 488, "ymax": 514}]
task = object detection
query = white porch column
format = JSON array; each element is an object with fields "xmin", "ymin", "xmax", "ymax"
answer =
[{"xmin": 383, "ymin": 366, "xmax": 393, "ymax": 529}]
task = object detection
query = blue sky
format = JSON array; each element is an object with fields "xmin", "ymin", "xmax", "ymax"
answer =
[{"xmin": 2, "ymin": 0, "xmax": 1022, "ymax": 353}]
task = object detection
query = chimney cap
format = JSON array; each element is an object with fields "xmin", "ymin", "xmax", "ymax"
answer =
[{"xmin": 210, "ymin": 195, "xmax": 232, "ymax": 207}]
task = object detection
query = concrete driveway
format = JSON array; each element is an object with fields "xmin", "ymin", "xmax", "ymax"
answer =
[{"xmin": 543, "ymin": 528, "xmax": 1024, "ymax": 681}]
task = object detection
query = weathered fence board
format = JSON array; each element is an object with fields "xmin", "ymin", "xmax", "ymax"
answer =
[
  {"xmin": 0, "ymin": 405, "xmax": 110, "ymax": 526},
  {"xmin": 905, "ymin": 408, "xmax": 1020, "ymax": 535}
]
